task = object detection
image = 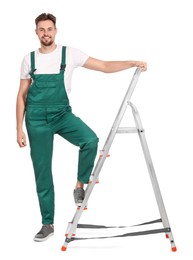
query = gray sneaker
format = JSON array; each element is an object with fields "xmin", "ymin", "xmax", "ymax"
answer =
[
  {"xmin": 34, "ymin": 224, "xmax": 54, "ymax": 242},
  {"xmin": 73, "ymin": 188, "xmax": 85, "ymax": 206}
]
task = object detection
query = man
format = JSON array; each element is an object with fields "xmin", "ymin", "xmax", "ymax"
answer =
[{"xmin": 16, "ymin": 13, "xmax": 147, "ymax": 242}]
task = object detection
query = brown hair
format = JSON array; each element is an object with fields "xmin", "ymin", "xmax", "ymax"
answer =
[{"xmin": 35, "ymin": 13, "xmax": 56, "ymax": 27}]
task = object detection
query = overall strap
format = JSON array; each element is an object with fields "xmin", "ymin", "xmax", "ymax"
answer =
[
  {"xmin": 60, "ymin": 46, "xmax": 66, "ymax": 71},
  {"xmin": 29, "ymin": 51, "xmax": 36, "ymax": 76}
]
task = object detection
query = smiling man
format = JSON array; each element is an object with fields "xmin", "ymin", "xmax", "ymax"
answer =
[{"xmin": 16, "ymin": 13, "xmax": 147, "ymax": 242}]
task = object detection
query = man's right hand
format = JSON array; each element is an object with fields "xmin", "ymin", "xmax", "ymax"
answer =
[{"xmin": 17, "ymin": 130, "xmax": 27, "ymax": 147}]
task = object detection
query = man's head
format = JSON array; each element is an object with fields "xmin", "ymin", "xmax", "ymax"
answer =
[{"xmin": 35, "ymin": 13, "xmax": 57, "ymax": 47}]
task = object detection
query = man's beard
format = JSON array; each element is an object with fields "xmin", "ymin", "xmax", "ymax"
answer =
[{"xmin": 40, "ymin": 37, "xmax": 54, "ymax": 47}]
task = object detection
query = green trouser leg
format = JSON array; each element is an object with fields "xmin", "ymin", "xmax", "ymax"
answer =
[
  {"xmin": 56, "ymin": 111, "xmax": 99, "ymax": 184},
  {"xmin": 26, "ymin": 122, "xmax": 54, "ymax": 225},
  {"xmin": 77, "ymin": 140, "xmax": 99, "ymax": 183}
]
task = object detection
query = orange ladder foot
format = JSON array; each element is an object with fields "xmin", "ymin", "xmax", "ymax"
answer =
[
  {"xmin": 172, "ymin": 246, "xmax": 177, "ymax": 252},
  {"xmin": 61, "ymin": 246, "xmax": 67, "ymax": 251}
]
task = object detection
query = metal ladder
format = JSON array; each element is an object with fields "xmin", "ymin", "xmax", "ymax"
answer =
[{"xmin": 61, "ymin": 68, "xmax": 177, "ymax": 252}]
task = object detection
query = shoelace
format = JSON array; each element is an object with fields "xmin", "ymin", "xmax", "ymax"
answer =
[{"xmin": 41, "ymin": 224, "xmax": 53, "ymax": 234}]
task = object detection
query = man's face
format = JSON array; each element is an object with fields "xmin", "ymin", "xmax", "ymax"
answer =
[{"xmin": 35, "ymin": 20, "xmax": 57, "ymax": 47}]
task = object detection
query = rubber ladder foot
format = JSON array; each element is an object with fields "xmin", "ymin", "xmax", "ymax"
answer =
[
  {"xmin": 77, "ymin": 207, "xmax": 88, "ymax": 210},
  {"xmin": 61, "ymin": 246, "xmax": 67, "ymax": 251},
  {"xmin": 171, "ymin": 246, "xmax": 177, "ymax": 252}
]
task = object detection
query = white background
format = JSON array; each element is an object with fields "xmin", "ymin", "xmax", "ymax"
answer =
[{"xmin": 1, "ymin": 0, "xmax": 193, "ymax": 259}]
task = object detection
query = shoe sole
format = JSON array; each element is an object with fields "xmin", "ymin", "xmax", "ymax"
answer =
[
  {"xmin": 33, "ymin": 232, "xmax": 54, "ymax": 242},
  {"xmin": 76, "ymin": 203, "xmax": 88, "ymax": 209},
  {"xmin": 75, "ymin": 202, "xmax": 83, "ymax": 207}
]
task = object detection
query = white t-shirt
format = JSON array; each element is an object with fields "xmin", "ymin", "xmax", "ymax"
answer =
[{"xmin": 20, "ymin": 45, "xmax": 89, "ymax": 94}]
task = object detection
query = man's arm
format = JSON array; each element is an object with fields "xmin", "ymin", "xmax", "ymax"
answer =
[
  {"xmin": 16, "ymin": 79, "xmax": 31, "ymax": 147},
  {"xmin": 83, "ymin": 57, "xmax": 147, "ymax": 73}
]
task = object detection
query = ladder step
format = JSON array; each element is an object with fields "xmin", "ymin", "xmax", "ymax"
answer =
[{"xmin": 117, "ymin": 127, "xmax": 138, "ymax": 133}]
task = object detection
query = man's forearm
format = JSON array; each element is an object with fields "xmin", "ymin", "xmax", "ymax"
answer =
[
  {"xmin": 16, "ymin": 95, "xmax": 26, "ymax": 131},
  {"xmin": 102, "ymin": 60, "xmax": 139, "ymax": 73}
]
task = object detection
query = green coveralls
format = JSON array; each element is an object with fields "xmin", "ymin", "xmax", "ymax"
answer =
[{"xmin": 25, "ymin": 46, "xmax": 99, "ymax": 224}]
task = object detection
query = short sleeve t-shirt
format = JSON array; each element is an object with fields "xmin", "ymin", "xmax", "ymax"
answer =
[{"xmin": 20, "ymin": 45, "xmax": 89, "ymax": 94}]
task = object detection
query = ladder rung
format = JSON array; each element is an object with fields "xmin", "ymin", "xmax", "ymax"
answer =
[{"xmin": 117, "ymin": 127, "xmax": 138, "ymax": 133}]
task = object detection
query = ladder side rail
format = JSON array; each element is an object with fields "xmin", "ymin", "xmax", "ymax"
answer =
[
  {"xmin": 130, "ymin": 102, "xmax": 171, "ymax": 227},
  {"xmin": 130, "ymin": 102, "xmax": 176, "ymax": 247}
]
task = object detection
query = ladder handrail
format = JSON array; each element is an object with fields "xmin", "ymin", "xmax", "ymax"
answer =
[{"xmin": 102, "ymin": 67, "xmax": 142, "ymax": 158}]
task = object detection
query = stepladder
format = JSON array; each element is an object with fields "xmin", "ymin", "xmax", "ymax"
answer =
[{"xmin": 61, "ymin": 68, "xmax": 177, "ymax": 252}]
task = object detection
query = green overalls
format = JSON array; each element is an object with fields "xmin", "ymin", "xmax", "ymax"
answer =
[{"xmin": 25, "ymin": 46, "xmax": 99, "ymax": 224}]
